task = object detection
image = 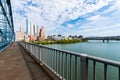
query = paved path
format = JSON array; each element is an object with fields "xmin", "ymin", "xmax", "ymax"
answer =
[{"xmin": 0, "ymin": 42, "xmax": 53, "ymax": 80}]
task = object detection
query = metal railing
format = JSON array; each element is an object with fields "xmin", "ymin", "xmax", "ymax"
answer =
[{"xmin": 19, "ymin": 42, "xmax": 120, "ymax": 80}]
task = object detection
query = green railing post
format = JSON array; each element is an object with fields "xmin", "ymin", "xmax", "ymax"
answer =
[{"xmin": 80, "ymin": 54, "xmax": 88, "ymax": 80}]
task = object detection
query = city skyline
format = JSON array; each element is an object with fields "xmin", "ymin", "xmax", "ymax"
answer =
[{"xmin": 11, "ymin": 0, "xmax": 120, "ymax": 37}]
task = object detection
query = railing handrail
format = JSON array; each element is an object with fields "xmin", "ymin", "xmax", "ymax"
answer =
[
  {"xmin": 20, "ymin": 41, "xmax": 120, "ymax": 80},
  {"xmin": 24, "ymin": 42, "xmax": 82, "ymax": 56},
  {"xmin": 23, "ymin": 41, "xmax": 120, "ymax": 67},
  {"xmin": 88, "ymin": 55, "xmax": 120, "ymax": 67}
]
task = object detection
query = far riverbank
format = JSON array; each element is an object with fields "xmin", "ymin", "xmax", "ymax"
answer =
[{"xmin": 30, "ymin": 39, "xmax": 87, "ymax": 45}]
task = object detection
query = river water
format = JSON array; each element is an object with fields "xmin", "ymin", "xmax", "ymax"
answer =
[
  {"xmin": 47, "ymin": 40, "xmax": 120, "ymax": 80},
  {"xmin": 47, "ymin": 40, "xmax": 120, "ymax": 61}
]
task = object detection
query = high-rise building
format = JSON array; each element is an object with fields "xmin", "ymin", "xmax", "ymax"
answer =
[
  {"xmin": 15, "ymin": 27, "xmax": 25, "ymax": 41},
  {"xmin": 20, "ymin": 27, "xmax": 24, "ymax": 33},
  {"xmin": 33, "ymin": 24, "xmax": 38, "ymax": 40},
  {"xmin": 26, "ymin": 18, "xmax": 28, "ymax": 34},
  {"xmin": 33, "ymin": 25, "xmax": 38, "ymax": 36},
  {"xmin": 38, "ymin": 26, "xmax": 45, "ymax": 41}
]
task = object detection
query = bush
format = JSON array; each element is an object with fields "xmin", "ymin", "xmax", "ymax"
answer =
[{"xmin": 31, "ymin": 39, "xmax": 87, "ymax": 45}]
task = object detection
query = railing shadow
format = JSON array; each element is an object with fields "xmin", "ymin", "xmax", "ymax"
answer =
[{"xmin": 18, "ymin": 43, "xmax": 53, "ymax": 80}]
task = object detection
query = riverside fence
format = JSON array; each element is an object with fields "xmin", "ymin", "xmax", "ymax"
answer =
[{"xmin": 19, "ymin": 42, "xmax": 120, "ymax": 80}]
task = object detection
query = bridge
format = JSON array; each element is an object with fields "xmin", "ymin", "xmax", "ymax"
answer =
[
  {"xmin": 84, "ymin": 36, "xmax": 120, "ymax": 42},
  {"xmin": 2, "ymin": 41, "xmax": 120, "ymax": 80},
  {"xmin": 0, "ymin": 0, "xmax": 15, "ymax": 52},
  {"xmin": 1, "ymin": 0, "xmax": 120, "ymax": 80}
]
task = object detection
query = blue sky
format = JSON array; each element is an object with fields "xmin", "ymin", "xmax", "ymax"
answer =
[{"xmin": 11, "ymin": 0, "xmax": 120, "ymax": 37}]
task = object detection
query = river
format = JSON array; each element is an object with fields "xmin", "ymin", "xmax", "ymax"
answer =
[
  {"xmin": 46, "ymin": 40, "xmax": 120, "ymax": 80},
  {"xmin": 47, "ymin": 40, "xmax": 120, "ymax": 61}
]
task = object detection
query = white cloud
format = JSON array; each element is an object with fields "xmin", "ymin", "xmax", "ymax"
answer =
[
  {"xmin": 11, "ymin": 0, "xmax": 119, "ymax": 36},
  {"xmin": 87, "ymin": 15, "xmax": 101, "ymax": 21}
]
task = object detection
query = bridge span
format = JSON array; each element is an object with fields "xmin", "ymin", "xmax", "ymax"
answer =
[
  {"xmin": 84, "ymin": 36, "xmax": 120, "ymax": 42},
  {"xmin": 0, "ymin": 0, "xmax": 15, "ymax": 52}
]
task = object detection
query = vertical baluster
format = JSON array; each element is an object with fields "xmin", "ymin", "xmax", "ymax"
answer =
[
  {"xmin": 34, "ymin": 45, "xmax": 36, "ymax": 57},
  {"xmin": 34, "ymin": 45, "xmax": 37, "ymax": 57},
  {"xmin": 34, "ymin": 45, "xmax": 35, "ymax": 55},
  {"xmin": 38, "ymin": 46, "xmax": 40, "ymax": 62},
  {"xmin": 45, "ymin": 48, "xmax": 47, "ymax": 64},
  {"xmin": 53, "ymin": 50, "xmax": 55, "ymax": 71},
  {"xmin": 37, "ymin": 46, "xmax": 38, "ymax": 58},
  {"xmin": 55, "ymin": 51, "xmax": 58, "ymax": 74},
  {"xmin": 58, "ymin": 51, "xmax": 60, "ymax": 77},
  {"xmin": 44, "ymin": 47, "xmax": 45, "ymax": 63},
  {"xmin": 31, "ymin": 45, "xmax": 32, "ymax": 53},
  {"xmin": 50, "ymin": 49, "xmax": 52, "ymax": 68},
  {"xmin": 43, "ymin": 47, "xmax": 44, "ymax": 62},
  {"xmin": 75, "ymin": 56, "xmax": 77, "ymax": 80},
  {"xmin": 46, "ymin": 48, "xmax": 47, "ymax": 64},
  {"xmin": 26, "ymin": 45, "xmax": 29, "ymax": 51},
  {"xmin": 48, "ymin": 49, "xmax": 51, "ymax": 68},
  {"xmin": 93, "ymin": 60, "xmax": 96, "ymax": 80},
  {"xmin": 54, "ymin": 50, "xmax": 56, "ymax": 71},
  {"xmin": 43, "ymin": 48, "xmax": 45, "ymax": 62},
  {"xmin": 47, "ymin": 48, "xmax": 48, "ymax": 65},
  {"xmin": 40, "ymin": 46, "xmax": 42, "ymax": 61},
  {"xmin": 35, "ymin": 45, "xmax": 38, "ymax": 59},
  {"xmin": 33, "ymin": 45, "xmax": 34, "ymax": 55},
  {"xmin": 46, "ymin": 48, "xmax": 48, "ymax": 66},
  {"xmin": 37, "ymin": 46, "xmax": 38, "ymax": 59},
  {"xmin": 70, "ymin": 55, "xmax": 72, "ymax": 80},
  {"xmin": 34, "ymin": 45, "xmax": 35, "ymax": 57},
  {"xmin": 40, "ymin": 46, "xmax": 41, "ymax": 61},
  {"xmin": 28, "ymin": 44, "xmax": 29, "ymax": 51},
  {"xmin": 66, "ymin": 53, "xmax": 68, "ymax": 80},
  {"xmin": 42, "ymin": 47, "xmax": 45, "ymax": 62},
  {"xmin": 46, "ymin": 49, "xmax": 49, "ymax": 66},
  {"xmin": 44, "ymin": 48, "xmax": 45, "ymax": 62},
  {"xmin": 43, "ymin": 47, "xmax": 44, "ymax": 63},
  {"xmin": 48, "ymin": 49, "xmax": 50, "ymax": 67},
  {"xmin": 118, "ymin": 67, "xmax": 120, "ymax": 80},
  {"xmin": 52, "ymin": 50, "xmax": 54, "ymax": 70},
  {"xmin": 80, "ymin": 54, "xmax": 88, "ymax": 80},
  {"xmin": 32, "ymin": 45, "xmax": 33, "ymax": 54},
  {"xmin": 104, "ymin": 64, "xmax": 107, "ymax": 80},
  {"xmin": 29, "ymin": 45, "xmax": 31, "ymax": 53},
  {"xmin": 61, "ymin": 53, "xmax": 64, "ymax": 80},
  {"xmin": 41, "ymin": 47, "xmax": 43, "ymax": 62},
  {"xmin": 55, "ymin": 51, "xmax": 57, "ymax": 73},
  {"xmin": 49, "ymin": 49, "xmax": 51, "ymax": 67}
]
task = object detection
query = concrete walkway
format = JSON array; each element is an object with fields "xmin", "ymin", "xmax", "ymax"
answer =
[{"xmin": 0, "ymin": 42, "xmax": 53, "ymax": 80}]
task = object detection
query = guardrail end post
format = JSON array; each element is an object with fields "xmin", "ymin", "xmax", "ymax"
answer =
[{"xmin": 80, "ymin": 54, "xmax": 88, "ymax": 80}]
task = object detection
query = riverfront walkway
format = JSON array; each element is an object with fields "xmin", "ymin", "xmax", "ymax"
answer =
[{"xmin": 0, "ymin": 42, "xmax": 53, "ymax": 80}]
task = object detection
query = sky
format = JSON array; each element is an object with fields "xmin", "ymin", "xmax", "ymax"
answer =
[{"xmin": 11, "ymin": 0, "xmax": 120, "ymax": 37}]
